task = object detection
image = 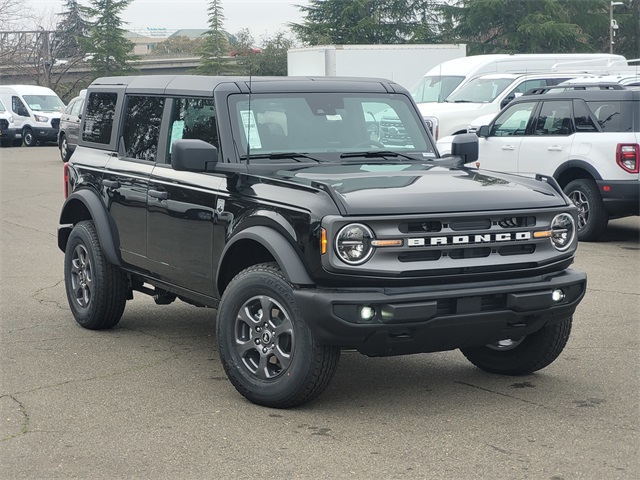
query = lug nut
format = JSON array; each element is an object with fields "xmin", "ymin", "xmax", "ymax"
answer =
[
  {"xmin": 256, "ymin": 327, "xmax": 261, "ymax": 332},
  {"xmin": 262, "ymin": 348, "xmax": 267, "ymax": 353},
  {"xmin": 255, "ymin": 339, "xmax": 260, "ymax": 345}
]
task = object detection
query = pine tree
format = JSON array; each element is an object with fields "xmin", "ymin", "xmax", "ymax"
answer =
[
  {"xmin": 85, "ymin": 0, "xmax": 136, "ymax": 76},
  {"xmin": 290, "ymin": 0, "xmax": 437, "ymax": 45},
  {"xmin": 438, "ymin": 0, "xmax": 610, "ymax": 55},
  {"xmin": 199, "ymin": 0, "xmax": 230, "ymax": 75},
  {"xmin": 55, "ymin": 0, "xmax": 92, "ymax": 59}
]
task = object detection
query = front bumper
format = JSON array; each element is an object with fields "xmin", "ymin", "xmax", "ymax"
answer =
[
  {"xmin": 597, "ymin": 180, "xmax": 640, "ymax": 216},
  {"xmin": 0, "ymin": 127, "xmax": 19, "ymax": 140},
  {"xmin": 32, "ymin": 126, "xmax": 59, "ymax": 142},
  {"xmin": 294, "ymin": 269, "xmax": 587, "ymax": 356}
]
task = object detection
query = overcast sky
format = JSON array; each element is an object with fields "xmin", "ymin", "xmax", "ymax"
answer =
[{"xmin": 30, "ymin": 0, "xmax": 308, "ymax": 40}]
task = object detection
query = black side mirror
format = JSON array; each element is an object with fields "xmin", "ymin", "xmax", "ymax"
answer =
[
  {"xmin": 17, "ymin": 107, "xmax": 29, "ymax": 117},
  {"xmin": 451, "ymin": 133, "xmax": 479, "ymax": 164},
  {"xmin": 477, "ymin": 125, "xmax": 490, "ymax": 138},
  {"xmin": 171, "ymin": 139, "xmax": 218, "ymax": 172}
]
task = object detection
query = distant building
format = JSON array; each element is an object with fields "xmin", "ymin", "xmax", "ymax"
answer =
[
  {"xmin": 169, "ymin": 29, "xmax": 208, "ymax": 39},
  {"xmin": 125, "ymin": 31, "xmax": 159, "ymax": 55}
]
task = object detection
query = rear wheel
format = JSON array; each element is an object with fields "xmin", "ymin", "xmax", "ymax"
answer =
[
  {"xmin": 64, "ymin": 220, "xmax": 128, "ymax": 329},
  {"xmin": 22, "ymin": 128, "xmax": 36, "ymax": 147},
  {"xmin": 217, "ymin": 263, "xmax": 340, "ymax": 408},
  {"xmin": 460, "ymin": 317, "xmax": 572, "ymax": 375},
  {"xmin": 564, "ymin": 179, "xmax": 608, "ymax": 241}
]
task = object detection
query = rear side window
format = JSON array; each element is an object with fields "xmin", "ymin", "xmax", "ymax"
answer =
[
  {"xmin": 586, "ymin": 101, "xmax": 624, "ymax": 132},
  {"xmin": 168, "ymin": 98, "xmax": 218, "ymax": 157},
  {"xmin": 534, "ymin": 101, "xmax": 573, "ymax": 135},
  {"xmin": 82, "ymin": 92, "xmax": 117, "ymax": 144},
  {"xmin": 122, "ymin": 95, "xmax": 165, "ymax": 162}
]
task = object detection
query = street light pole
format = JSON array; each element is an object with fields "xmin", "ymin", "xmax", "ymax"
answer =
[{"xmin": 610, "ymin": 1, "xmax": 624, "ymax": 54}]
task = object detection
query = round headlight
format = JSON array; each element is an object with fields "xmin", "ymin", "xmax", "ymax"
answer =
[
  {"xmin": 550, "ymin": 213, "xmax": 575, "ymax": 251},
  {"xmin": 335, "ymin": 223, "xmax": 374, "ymax": 265}
]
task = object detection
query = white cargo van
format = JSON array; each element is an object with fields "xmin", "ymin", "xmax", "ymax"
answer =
[
  {"xmin": 0, "ymin": 85, "xmax": 65, "ymax": 146},
  {"xmin": 410, "ymin": 53, "xmax": 628, "ymax": 104}
]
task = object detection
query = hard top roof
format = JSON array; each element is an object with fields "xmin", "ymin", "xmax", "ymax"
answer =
[{"xmin": 89, "ymin": 75, "xmax": 405, "ymax": 96}]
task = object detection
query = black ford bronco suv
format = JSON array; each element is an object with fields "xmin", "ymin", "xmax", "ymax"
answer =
[{"xmin": 58, "ymin": 75, "xmax": 587, "ymax": 408}]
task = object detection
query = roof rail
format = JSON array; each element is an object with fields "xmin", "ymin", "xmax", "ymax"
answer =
[{"xmin": 523, "ymin": 83, "xmax": 626, "ymax": 95}]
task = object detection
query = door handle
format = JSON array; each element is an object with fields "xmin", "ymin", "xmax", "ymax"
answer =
[
  {"xmin": 501, "ymin": 145, "xmax": 514, "ymax": 151},
  {"xmin": 548, "ymin": 146, "xmax": 563, "ymax": 151},
  {"xmin": 102, "ymin": 179, "xmax": 120, "ymax": 189},
  {"xmin": 148, "ymin": 189, "xmax": 169, "ymax": 200}
]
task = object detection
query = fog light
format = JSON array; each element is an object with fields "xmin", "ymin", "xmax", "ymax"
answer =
[
  {"xmin": 551, "ymin": 289, "xmax": 565, "ymax": 303},
  {"xmin": 359, "ymin": 305, "xmax": 376, "ymax": 321}
]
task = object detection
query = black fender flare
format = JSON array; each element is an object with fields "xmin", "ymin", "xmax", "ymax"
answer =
[
  {"xmin": 58, "ymin": 190, "xmax": 121, "ymax": 266},
  {"xmin": 217, "ymin": 225, "xmax": 314, "ymax": 288},
  {"xmin": 553, "ymin": 160, "xmax": 603, "ymax": 186}
]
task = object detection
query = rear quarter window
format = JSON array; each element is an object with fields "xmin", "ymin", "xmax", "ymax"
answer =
[{"xmin": 585, "ymin": 100, "xmax": 629, "ymax": 132}]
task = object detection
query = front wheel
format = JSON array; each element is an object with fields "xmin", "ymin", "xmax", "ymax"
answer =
[
  {"xmin": 217, "ymin": 263, "xmax": 340, "ymax": 408},
  {"xmin": 22, "ymin": 128, "xmax": 36, "ymax": 147},
  {"xmin": 64, "ymin": 220, "xmax": 128, "ymax": 329},
  {"xmin": 564, "ymin": 179, "xmax": 608, "ymax": 241},
  {"xmin": 59, "ymin": 133, "xmax": 71, "ymax": 161},
  {"xmin": 460, "ymin": 316, "xmax": 572, "ymax": 375}
]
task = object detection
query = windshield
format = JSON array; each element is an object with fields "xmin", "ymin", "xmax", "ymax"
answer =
[
  {"xmin": 410, "ymin": 75, "xmax": 465, "ymax": 103},
  {"xmin": 446, "ymin": 77, "xmax": 516, "ymax": 103},
  {"xmin": 229, "ymin": 92, "xmax": 436, "ymax": 161},
  {"xmin": 23, "ymin": 94, "xmax": 65, "ymax": 112}
]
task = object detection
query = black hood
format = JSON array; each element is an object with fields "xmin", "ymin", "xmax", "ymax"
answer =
[{"xmin": 275, "ymin": 163, "xmax": 567, "ymax": 216}]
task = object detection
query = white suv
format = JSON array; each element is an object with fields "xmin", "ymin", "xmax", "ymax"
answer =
[
  {"xmin": 443, "ymin": 88, "xmax": 639, "ymax": 241},
  {"xmin": 419, "ymin": 73, "xmax": 587, "ymax": 140}
]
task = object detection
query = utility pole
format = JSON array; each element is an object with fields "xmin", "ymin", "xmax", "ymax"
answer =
[{"xmin": 610, "ymin": 1, "xmax": 624, "ymax": 54}]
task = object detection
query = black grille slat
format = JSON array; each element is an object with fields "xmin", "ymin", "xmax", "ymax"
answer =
[
  {"xmin": 449, "ymin": 219, "xmax": 491, "ymax": 231},
  {"xmin": 448, "ymin": 247, "xmax": 491, "ymax": 259},
  {"xmin": 499, "ymin": 244, "xmax": 536, "ymax": 256},
  {"xmin": 400, "ymin": 221, "xmax": 442, "ymax": 233},
  {"xmin": 398, "ymin": 251, "xmax": 441, "ymax": 262}
]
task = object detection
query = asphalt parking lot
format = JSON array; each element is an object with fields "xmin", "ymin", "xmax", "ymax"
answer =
[{"xmin": 1, "ymin": 145, "xmax": 638, "ymax": 479}]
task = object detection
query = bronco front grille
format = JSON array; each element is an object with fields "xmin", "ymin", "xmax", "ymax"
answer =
[{"xmin": 323, "ymin": 208, "xmax": 573, "ymax": 280}]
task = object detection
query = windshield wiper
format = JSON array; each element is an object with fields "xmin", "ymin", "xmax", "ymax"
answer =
[
  {"xmin": 240, "ymin": 152, "xmax": 323, "ymax": 163},
  {"xmin": 339, "ymin": 150, "xmax": 420, "ymax": 161}
]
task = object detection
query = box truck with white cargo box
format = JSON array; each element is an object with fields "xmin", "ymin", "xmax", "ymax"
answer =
[
  {"xmin": 0, "ymin": 85, "xmax": 65, "ymax": 146},
  {"xmin": 287, "ymin": 44, "xmax": 467, "ymax": 90}
]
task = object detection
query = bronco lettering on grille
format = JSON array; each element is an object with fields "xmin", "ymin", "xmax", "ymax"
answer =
[{"xmin": 408, "ymin": 232, "xmax": 532, "ymax": 247}]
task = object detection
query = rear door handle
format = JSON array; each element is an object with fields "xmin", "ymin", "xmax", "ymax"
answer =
[
  {"xmin": 102, "ymin": 179, "xmax": 120, "ymax": 189},
  {"xmin": 548, "ymin": 146, "xmax": 563, "ymax": 151},
  {"xmin": 148, "ymin": 189, "xmax": 169, "ymax": 200},
  {"xmin": 501, "ymin": 145, "xmax": 514, "ymax": 151}
]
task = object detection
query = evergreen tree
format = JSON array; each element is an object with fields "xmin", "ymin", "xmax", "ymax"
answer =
[
  {"xmin": 252, "ymin": 32, "xmax": 294, "ymax": 76},
  {"xmin": 85, "ymin": 0, "xmax": 136, "ymax": 76},
  {"xmin": 55, "ymin": 0, "xmax": 92, "ymax": 59},
  {"xmin": 199, "ymin": 0, "xmax": 230, "ymax": 75},
  {"xmin": 438, "ymin": 0, "xmax": 612, "ymax": 55},
  {"xmin": 291, "ymin": 0, "xmax": 426, "ymax": 45}
]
